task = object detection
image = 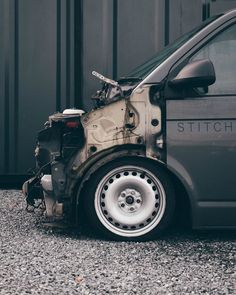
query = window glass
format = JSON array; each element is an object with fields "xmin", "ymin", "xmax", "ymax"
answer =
[{"xmin": 191, "ymin": 24, "xmax": 236, "ymax": 95}]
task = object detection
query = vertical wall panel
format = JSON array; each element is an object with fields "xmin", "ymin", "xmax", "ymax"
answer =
[
  {"xmin": 0, "ymin": 0, "xmax": 6, "ymax": 173},
  {"xmin": 2, "ymin": 0, "xmax": 11, "ymax": 174},
  {"xmin": 82, "ymin": 0, "xmax": 113, "ymax": 110},
  {"xmin": 69, "ymin": 0, "xmax": 75, "ymax": 108},
  {"xmin": 169, "ymin": 0, "xmax": 202, "ymax": 42},
  {"xmin": 0, "ymin": 0, "xmax": 17, "ymax": 174},
  {"xmin": 60, "ymin": 0, "xmax": 75, "ymax": 110},
  {"xmin": 60, "ymin": 0, "xmax": 68, "ymax": 109},
  {"xmin": 17, "ymin": 0, "xmax": 57, "ymax": 173},
  {"xmin": 211, "ymin": 0, "xmax": 236, "ymax": 15},
  {"xmin": 117, "ymin": 0, "xmax": 165, "ymax": 78},
  {"xmin": 8, "ymin": 0, "xmax": 18, "ymax": 173},
  {"xmin": 0, "ymin": 0, "xmax": 74, "ymax": 176}
]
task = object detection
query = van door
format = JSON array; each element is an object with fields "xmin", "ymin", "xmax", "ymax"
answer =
[{"xmin": 166, "ymin": 23, "xmax": 236, "ymax": 228}]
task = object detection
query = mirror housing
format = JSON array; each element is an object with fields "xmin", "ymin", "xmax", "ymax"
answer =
[{"xmin": 169, "ymin": 59, "xmax": 216, "ymax": 88}]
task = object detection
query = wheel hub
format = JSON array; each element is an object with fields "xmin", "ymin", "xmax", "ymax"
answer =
[
  {"xmin": 126, "ymin": 196, "xmax": 134, "ymax": 204},
  {"xmin": 118, "ymin": 188, "xmax": 142, "ymax": 213}
]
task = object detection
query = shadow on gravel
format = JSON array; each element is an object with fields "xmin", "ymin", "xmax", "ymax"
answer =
[{"xmin": 38, "ymin": 218, "xmax": 236, "ymax": 243}]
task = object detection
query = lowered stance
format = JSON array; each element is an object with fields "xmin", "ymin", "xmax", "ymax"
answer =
[{"xmin": 23, "ymin": 10, "xmax": 236, "ymax": 240}]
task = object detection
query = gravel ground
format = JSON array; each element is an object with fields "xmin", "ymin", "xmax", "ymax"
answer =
[{"xmin": 0, "ymin": 190, "xmax": 235, "ymax": 295}]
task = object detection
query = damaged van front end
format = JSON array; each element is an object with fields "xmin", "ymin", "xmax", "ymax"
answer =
[
  {"xmin": 23, "ymin": 78, "xmax": 165, "ymax": 225},
  {"xmin": 23, "ymin": 11, "xmax": 236, "ymax": 239}
]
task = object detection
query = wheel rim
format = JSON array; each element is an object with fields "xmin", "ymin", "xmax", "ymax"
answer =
[{"xmin": 94, "ymin": 165, "xmax": 166, "ymax": 237}]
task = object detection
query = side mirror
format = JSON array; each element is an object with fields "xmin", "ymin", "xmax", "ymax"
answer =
[{"xmin": 169, "ymin": 59, "xmax": 216, "ymax": 88}]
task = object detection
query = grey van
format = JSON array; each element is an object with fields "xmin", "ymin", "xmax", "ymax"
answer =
[{"xmin": 23, "ymin": 10, "xmax": 236, "ymax": 240}]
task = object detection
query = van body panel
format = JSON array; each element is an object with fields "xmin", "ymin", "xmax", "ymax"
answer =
[{"xmin": 166, "ymin": 97, "xmax": 236, "ymax": 228}]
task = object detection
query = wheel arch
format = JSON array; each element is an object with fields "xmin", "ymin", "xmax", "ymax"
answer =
[
  {"xmin": 164, "ymin": 167, "xmax": 192, "ymax": 227},
  {"xmin": 72, "ymin": 145, "xmax": 192, "ymax": 228},
  {"xmin": 72, "ymin": 146, "xmax": 146, "ymax": 203},
  {"xmin": 69, "ymin": 145, "xmax": 145, "ymax": 223}
]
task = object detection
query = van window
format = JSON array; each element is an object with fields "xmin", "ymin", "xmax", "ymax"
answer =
[{"xmin": 191, "ymin": 24, "xmax": 236, "ymax": 95}]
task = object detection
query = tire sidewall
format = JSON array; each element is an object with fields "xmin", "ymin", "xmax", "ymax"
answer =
[{"xmin": 82, "ymin": 157, "xmax": 175, "ymax": 241}]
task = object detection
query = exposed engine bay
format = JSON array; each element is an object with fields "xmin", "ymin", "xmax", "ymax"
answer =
[
  {"xmin": 91, "ymin": 71, "xmax": 142, "ymax": 107},
  {"xmin": 23, "ymin": 71, "xmax": 164, "ymax": 224}
]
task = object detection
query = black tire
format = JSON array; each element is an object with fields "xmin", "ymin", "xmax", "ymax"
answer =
[{"xmin": 81, "ymin": 157, "xmax": 175, "ymax": 241}]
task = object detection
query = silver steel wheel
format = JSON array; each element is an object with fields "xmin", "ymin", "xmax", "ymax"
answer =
[{"xmin": 94, "ymin": 165, "xmax": 166, "ymax": 237}]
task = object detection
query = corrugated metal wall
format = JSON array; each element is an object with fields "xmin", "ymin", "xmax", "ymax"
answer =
[
  {"xmin": 0, "ymin": 0, "xmax": 75, "ymax": 177},
  {"xmin": 0, "ymin": 0, "xmax": 235, "ymax": 178}
]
